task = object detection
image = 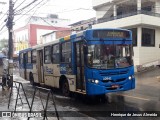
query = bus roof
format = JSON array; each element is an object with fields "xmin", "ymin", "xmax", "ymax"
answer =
[
  {"xmin": 19, "ymin": 48, "xmax": 32, "ymax": 53},
  {"xmin": 32, "ymin": 39, "xmax": 60, "ymax": 50},
  {"xmin": 19, "ymin": 28, "xmax": 131, "ymax": 52}
]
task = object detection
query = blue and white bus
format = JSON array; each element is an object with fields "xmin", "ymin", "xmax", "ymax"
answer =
[{"xmin": 19, "ymin": 28, "xmax": 135, "ymax": 96}]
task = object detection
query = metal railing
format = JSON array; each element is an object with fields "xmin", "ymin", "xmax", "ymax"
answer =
[
  {"xmin": 97, "ymin": 10, "xmax": 160, "ymax": 24},
  {"xmin": 8, "ymin": 81, "xmax": 59, "ymax": 120}
]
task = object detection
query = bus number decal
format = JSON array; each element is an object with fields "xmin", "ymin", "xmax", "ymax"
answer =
[
  {"xmin": 60, "ymin": 64, "xmax": 67, "ymax": 74},
  {"xmin": 45, "ymin": 66, "xmax": 53, "ymax": 74}
]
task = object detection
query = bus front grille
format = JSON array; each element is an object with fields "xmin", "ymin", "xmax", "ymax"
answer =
[
  {"xmin": 115, "ymin": 78, "xmax": 126, "ymax": 82},
  {"xmin": 102, "ymin": 78, "xmax": 126, "ymax": 83},
  {"xmin": 99, "ymin": 70, "xmax": 128, "ymax": 76}
]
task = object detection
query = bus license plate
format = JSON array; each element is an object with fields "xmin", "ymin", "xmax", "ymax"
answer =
[{"xmin": 111, "ymin": 85, "xmax": 119, "ymax": 88}]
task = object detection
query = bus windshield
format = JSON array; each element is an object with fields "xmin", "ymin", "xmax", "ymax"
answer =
[{"xmin": 87, "ymin": 44, "xmax": 133, "ymax": 69}]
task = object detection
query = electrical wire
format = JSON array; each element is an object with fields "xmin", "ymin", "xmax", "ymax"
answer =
[
  {"xmin": 14, "ymin": 0, "xmax": 19, "ymax": 5},
  {"xmin": 14, "ymin": 0, "xmax": 44, "ymax": 22},
  {"xmin": 0, "ymin": 28, "xmax": 8, "ymax": 35},
  {"xmin": 14, "ymin": 0, "xmax": 38, "ymax": 14},
  {"xmin": 13, "ymin": 0, "xmax": 26, "ymax": 12},
  {"xmin": 26, "ymin": 0, "xmax": 49, "ymax": 25},
  {"xmin": 0, "ymin": 24, "xmax": 6, "ymax": 32}
]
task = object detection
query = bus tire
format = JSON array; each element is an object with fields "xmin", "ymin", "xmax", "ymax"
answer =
[
  {"xmin": 29, "ymin": 72, "xmax": 34, "ymax": 86},
  {"xmin": 62, "ymin": 80, "xmax": 70, "ymax": 97}
]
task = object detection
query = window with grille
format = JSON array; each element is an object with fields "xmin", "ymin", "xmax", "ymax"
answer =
[{"xmin": 142, "ymin": 28, "xmax": 155, "ymax": 47}]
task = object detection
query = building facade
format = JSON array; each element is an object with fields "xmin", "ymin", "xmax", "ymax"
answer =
[
  {"xmin": 41, "ymin": 30, "xmax": 71, "ymax": 44},
  {"xmin": 13, "ymin": 24, "xmax": 70, "ymax": 55},
  {"xmin": 69, "ymin": 17, "xmax": 96, "ymax": 33},
  {"xmin": 25, "ymin": 14, "xmax": 70, "ymax": 27},
  {"xmin": 92, "ymin": 0, "xmax": 160, "ymax": 72}
]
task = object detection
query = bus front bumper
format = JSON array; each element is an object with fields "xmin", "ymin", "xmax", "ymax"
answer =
[{"xmin": 86, "ymin": 79, "xmax": 135, "ymax": 95}]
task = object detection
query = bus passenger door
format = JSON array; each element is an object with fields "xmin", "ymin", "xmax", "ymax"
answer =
[
  {"xmin": 37, "ymin": 50, "xmax": 44, "ymax": 83},
  {"xmin": 23, "ymin": 53, "xmax": 27, "ymax": 79},
  {"xmin": 75, "ymin": 41, "xmax": 86, "ymax": 92}
]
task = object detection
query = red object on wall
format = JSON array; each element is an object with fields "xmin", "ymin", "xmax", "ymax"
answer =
[{"xmin": 14, "ymin": 24, "xmax": 71, "ymax": 47}]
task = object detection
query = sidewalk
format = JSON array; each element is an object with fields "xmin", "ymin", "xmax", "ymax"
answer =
[{"xmin": 0, "ymin": 75, "xmax": 95, "ymax": 120}]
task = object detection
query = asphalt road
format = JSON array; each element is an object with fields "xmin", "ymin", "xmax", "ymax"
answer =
[{"xmin": 0, "ymin": 68, "xmax": 160, "ymax": 120}]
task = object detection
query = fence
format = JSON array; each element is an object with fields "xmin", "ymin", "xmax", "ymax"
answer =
[{"xmin": 8, "ymin": 81, "xmax": 59, "ymax": 120}]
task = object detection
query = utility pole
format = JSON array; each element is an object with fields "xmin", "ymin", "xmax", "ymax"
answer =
[
  {"xmin": 7, "ymin": 0, "xmax": 14, "ymax": 59},
  {"xmin": 6, "ymin": 0, "xmax": 14, "ymax": 88}
]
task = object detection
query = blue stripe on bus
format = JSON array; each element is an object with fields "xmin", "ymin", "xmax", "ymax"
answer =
[
  {"xmin": 19, "ymin": 63, "xmax": 33, "ymax": 69},
  {"xmin": 19, "ymin": 48, "xmax": 32, "ymax": 53}
]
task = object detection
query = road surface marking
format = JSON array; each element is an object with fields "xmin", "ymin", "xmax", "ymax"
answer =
[{"xmin": 117, "ymin": 94, "xmax": 150, "ymax": 101}]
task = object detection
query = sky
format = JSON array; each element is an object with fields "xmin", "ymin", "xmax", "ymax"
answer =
[
  {"xmin": 0, "ymin": 0, "xmax": 96, "ymax": 39},
  {"xmin": 43, "ymin": 0, "xmax": 96, "ymax": 23}
]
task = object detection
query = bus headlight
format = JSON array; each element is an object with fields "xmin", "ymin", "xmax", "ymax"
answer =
[
  {"xmin": 91, "ymin": 80, "xmax": 95, "ymax": 83},
  {"xmin": 128, "ymin": 76, "xmax": 132, "ymax": 80},
  {"xmin": 88, "ymin": 79, "xmax": 99, "ymax": 84},
  {"xmin": 95, "ymin": 80, "xmax": 99, "ymax": 84}
]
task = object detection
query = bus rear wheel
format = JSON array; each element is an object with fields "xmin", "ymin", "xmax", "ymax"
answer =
[
  {"xmin": 62, "ymin": 80, "xmax": 70, "ymax": 97},
  {"xmin": 29, "ymin": 73, "xmax": 34, "ymax": 86}
]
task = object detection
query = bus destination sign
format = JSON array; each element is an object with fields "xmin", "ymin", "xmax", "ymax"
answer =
[{"xmin": 93, "ymin": 30, "xmax": 130, "ymax": 38}]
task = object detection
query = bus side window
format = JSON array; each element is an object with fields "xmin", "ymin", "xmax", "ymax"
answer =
[
  {"xmin": 31, "ymin": 50, "xmax": 37, "ymax": 63},
  {"xmin": 44, "ymin": 46, "xmax": 52, "ymax": 64},
  {"xmin": 19, "ymin": 53, "xmax": 21, "ymax": 64},
  {"xmin": 61, "ymin": 42, "xmax": 71, "ymax": 63},
  {"xmin": 61, "ymin": 41, "xmax": 72, "ymax": 74},
  {"xmin": 52, "ymin": 44, "xmax": 60, "ymax": 64},
  {"xmin": 28, "ymin": 51, "xmax": 31, "ymax": 63},
  {"xmin": 20, "ymin": 53, "xmax": 23, "ymax": 64},
  {"xmin": 0, "ymin": 58, "xmax": 3, "ymax": 65}
]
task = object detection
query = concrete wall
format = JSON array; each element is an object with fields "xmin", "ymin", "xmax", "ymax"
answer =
[
  {"xmin": 96, "ymin": 5, "xmax": 113, "ymax": 19},
  {"xmin": 138, "ymin": 28, "xmax": 160, "ymax": 65},
  {"xmin": 93, "ymin": 15, "xmax": 160, "ymax": 28},
  {"xmin": 92, "ymin": 0, "xmax": 113, "ymax": 7}
]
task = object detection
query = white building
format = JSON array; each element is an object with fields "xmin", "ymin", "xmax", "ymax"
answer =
[
  {"xmin": 41, "ymin": 30, "xmax": 71, "ymax": 44},
  {"xmin": 92, "ymin": 0, "xmax": 160, "ymax": 72},
  {"xmin": 69, "ymin": 17, "xmax": 96, "ymax": 33},
  {"xmin": 25, "ymin": 14, "xmax": 71, "ymax": 27}
]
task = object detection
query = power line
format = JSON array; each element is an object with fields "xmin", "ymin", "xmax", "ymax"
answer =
[
  {"xmin": 0, "ymin": 24, "xmax": 6, "ymax": 31},
  {"xmin": 13, "ymin": 0, "xmax": 26, "ymax": 12},
  {"xmin": 39, "ymin": 17, "xmax": 71, "ymax": 31},
  {"xmin": 40, "ymin": 17, "xmax": 56, "ymax": 27},
  {"xmin": 0, "ymin": 10, "xmax": 8, "ymax": 21},
  {"xmin": 0, "ymin": 11, "xmax": 8, "ymax": 30},
  {"xmin": 26, "ymin": 0, "xmax": 49, "ymax": 25},
  {"xmin": 14, "ymin": 0, "xmax": 38, "ymax": 14},
  {"xmin": 13, "ymin": 0, "xmax": 19, "ymax": 4},
  {"xmin": 0, "ymin": 29, "xmax": 8, "ymax": 35},
  {"xmin": 14, "ymin": 0, "xmax": 44, "ymax": 22},
  {"xmin": 11, "ymin": 7, "xmax": 95, "ymax": 17}
]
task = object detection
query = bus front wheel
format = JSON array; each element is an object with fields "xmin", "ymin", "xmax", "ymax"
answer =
[{"xmin": 62, "ymin": 80, "xmax": 70, "ymax": 97}]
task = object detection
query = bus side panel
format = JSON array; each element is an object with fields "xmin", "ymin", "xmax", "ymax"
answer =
[
  {"xmin": 43, "ymin": 64, "xmax": 76, "ymax": 92},
  {"xmin": 32, "ymin": 64, "xmax": 39, "ymax": 83},
  {"xmin": 44, "ymin": 64, "xmax": 54, "ymax": 87},
  {"xmin": 26, "ymin": 69, "xmax": 30, "ymax": 81},
  {"xmin": 19, "ymin": 53, "xmax": 25, "ymax": 79},
  {"xmin": 25, "ymin": 64, "xmax": 33, "ymax": 81},
  {"xmin": 53, "ymin": 64, "xmax": 61, "ymax": 88},
  {"xmin": 43, "ymin": 64, "xmax": 61, "ymax": 88},
  {"xmin": 65, "ymin": 75, "xmax": 76, "ymax": 92},
  {"xmin": 19, "ymin": 65, "xmax": 25, "ymax": 79}
]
